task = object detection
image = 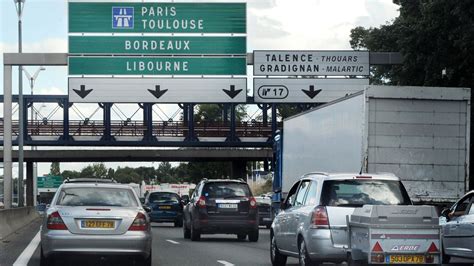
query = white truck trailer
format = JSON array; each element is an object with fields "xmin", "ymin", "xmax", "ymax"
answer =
[{"xmin": 280, "ymin": 85, "xmax": 470, "ymax": 204}]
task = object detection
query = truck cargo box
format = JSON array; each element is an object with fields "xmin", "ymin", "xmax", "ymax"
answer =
[{"xmin": 281, "ymin": 85, "xmax": 470, "ymax": 204}]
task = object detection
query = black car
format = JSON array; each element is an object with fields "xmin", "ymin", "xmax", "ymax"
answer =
[
  {"xmin": 255, "ymin": 196, "xmax": 273, "ymax": 228},
  {"xmin": 182, "ymin": 179, "xmax": 259, "ymax": 242}
]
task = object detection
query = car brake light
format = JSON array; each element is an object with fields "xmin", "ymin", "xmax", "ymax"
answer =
[
  {"xmin": 311, "ymin": 206, "xmax": 329, "ymax": 228},
  {"xmin": 249, "ymin": 197, "xmax": 257, "ymax": 209},
  {"xmin": 197, "ymin": 196, "xmax": 206, "ymax": 208},
  {"xmin": 356, "ymin": 175, "xmax": 372, "ymax": 179},
  {"xmin": 47, "ymin": 211, "xmax": 68, "ymax": 230},
  {"xmin": 128, "ymin": 212, "xmax": 148, "ymax": 231},
  {"xmin": 427, "ymin": 242, "xmax": 439, "ymax": 253},
  {"xmin": 372, "ymin": 242, "xmax": 383, "ymax": 252}
]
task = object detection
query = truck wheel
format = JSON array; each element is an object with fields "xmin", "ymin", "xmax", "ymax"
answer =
[
  {"xmin": 298, "ymin": 239, "xmax": 318, "ymax": 266},
  {"xmin": 190, "ymin": 222, "xmax": 201, "ymax": 241},
  {"xmin": 248, "ymin": 229, "xmax": 259, "ymax": 242},
  {"xmin": 347, "ymin": 253, "xmax": 363, "ymax": 266},
  {"xmin": 270, "ymin": 233, "xmax": 287, "ymax": 266}
]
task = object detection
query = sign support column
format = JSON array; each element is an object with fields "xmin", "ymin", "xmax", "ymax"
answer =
[{"xmin": 3, "ymin": 65, "xmax": 13, "ymax": 209}]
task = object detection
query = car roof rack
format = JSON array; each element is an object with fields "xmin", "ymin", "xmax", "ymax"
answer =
[{"xmin": 63, "ymin": 178, "xmax": 117, "ymax": 183}]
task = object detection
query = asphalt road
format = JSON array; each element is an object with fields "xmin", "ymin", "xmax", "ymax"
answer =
[{"xmin": 1, "ymin": 219, "xmax": 473, "ymax": 266}]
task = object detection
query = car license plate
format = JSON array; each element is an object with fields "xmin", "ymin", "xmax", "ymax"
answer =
[
  {"xmin": 81, "ymin": 220, "xmax": 114, "ymax": 229},
  {"xmin": 159, "ymin": 206, "xmax": 172, "ymax": 210},
  {"xmin": 389, "ymin": 255, "xmax": 424, "ymax": 264},
  {"xmin": 219, "ymin": 203, "xmax": 238, "ymax": 209}
]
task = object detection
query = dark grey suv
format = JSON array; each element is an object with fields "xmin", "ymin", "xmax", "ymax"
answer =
[{"xmin": 183, "ymin": 179, "xmax": 259, "ymax": 242}]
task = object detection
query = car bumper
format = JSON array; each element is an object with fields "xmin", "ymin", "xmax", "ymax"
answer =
[
  {"xmin": 194, "ymin": 219, "xmax": 258, "ymax": 234},
  {"xmin": 149, "ymin": 211, "xmax": 182, "ymax": 223},
  {"xmin": 306, "ymin": 229, "xmax": 347, "ymax": 261},
  {"xmin": 41, "ymin": 230, "xmax": 152, "ymax": 258}
]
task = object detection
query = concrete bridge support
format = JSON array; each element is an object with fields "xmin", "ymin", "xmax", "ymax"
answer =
[{"xmin": 26, "ymin": 162, "xmax": 34, "ymax": 207}]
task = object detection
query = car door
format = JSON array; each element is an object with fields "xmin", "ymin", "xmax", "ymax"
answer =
[
  {"xmin": 285, "ymin": 180, "xmax": 311, "ymax": 253},
  {"xmin": 274, "ymin": 181, "xmax": 300, "ymax": 253},
  {"xmin": 443, "ymin": 192, "xmax": 474, "ymax": 258}
]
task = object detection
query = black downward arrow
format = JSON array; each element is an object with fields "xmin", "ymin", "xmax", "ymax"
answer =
[
  {"xmin": 73, "ymin": 85, "xmax": 93, "ymax": 99},
  {"xmin": 302, "ymin": 85, "xmax": 322, "ymax": 99},
  {"xmin": 148, "ymin": 85, "xmax": 168, "ymax": 99},
  {"xmin": 222, "ymin": 85, "xmax": 243, "ymax": 99}
]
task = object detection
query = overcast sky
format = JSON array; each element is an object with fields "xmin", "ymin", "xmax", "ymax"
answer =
[{"xmin": 0, "ymin": 0, "xmax": 399, "ymax": 176}]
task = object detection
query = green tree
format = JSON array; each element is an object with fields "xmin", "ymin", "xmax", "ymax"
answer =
[
  {"xmin": 80, "ymin": 163, "xmax": 108, "ymax": 179},
  {"xmin": 114, "ymin": 167, "xmax": 141, "ymax": 184},
  {"xmin": 61, "ymin": 170, "xmax": 80, "ymax": 180},
  {"xmin": 50, "ymin": 162, "xmax": 61, "ymax": 176}
]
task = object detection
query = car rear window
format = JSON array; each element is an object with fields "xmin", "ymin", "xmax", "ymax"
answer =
[
  {"xmin": 148, "ymin": 192, "xmax": 180, "ymax": 204},
  {"xmin": 202, "ymin": 182, "xmax": 251, "ymax": 198},
  {"xmin": 56, "ymin": 187, "xmax": 138, "ymax": 207},
  {"xmin": 321, "ymin": 180, "xmax": 411, "ymax": 207}
]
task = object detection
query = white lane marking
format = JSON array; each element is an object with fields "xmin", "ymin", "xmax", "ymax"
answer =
[
  {"xmin": 166, "ymin": 239, "xmax": 180, "ymax": 245},
  {"xmin": 217, "ymin": 260, "xmax": 235, "ymax": 266},
  {"xmin": 13, "ymin": 230, "xmax": 41, "ymax": 266}
]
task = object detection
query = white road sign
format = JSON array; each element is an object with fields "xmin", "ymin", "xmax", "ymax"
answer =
[
  {"xmin": 69, "ymin": 78, "xmax": 247, "ymax": 103},
  {"xmin": 254, "ymin": 51, "xmax": 370, "ymax": 76},
  {"xmin": 253, "ymin": 78, "xmax": 369, "ymax": 103}
]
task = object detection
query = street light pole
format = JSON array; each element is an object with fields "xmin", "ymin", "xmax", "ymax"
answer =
[
  {"xmin": 14, "ymin": 0, "xmax": 26, "ymax": 207},
  {"xmin": 23, "ymin": 66, "xmax": 45, "ymax": 206}
]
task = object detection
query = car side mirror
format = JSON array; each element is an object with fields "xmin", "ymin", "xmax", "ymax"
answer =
[
  {"xmin": 280, "ymin": 201, "xmax": 287, "ymax": 210},
  {"xmin": 181, "ymin": 195, "xmax": 190, "ymax": 205},
  {"xmin": 143, "ymin": 206, "xmax": 152, "ymax": 213},
  {"xmin": 441, "ymin": 208, "xmax": 450, "ymax": 217},
  {"xmin": 139, "ymin": 197, "xmax": 146, "ymax": 204},
  {"xmin": 46, "ymin": 204, "xmax": 50, "ymax": 209}
]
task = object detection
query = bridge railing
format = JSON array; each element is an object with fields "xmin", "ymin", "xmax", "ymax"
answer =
[{"xmin": 0, "ymin": 120, "xmax": 281, "ymax": 138}]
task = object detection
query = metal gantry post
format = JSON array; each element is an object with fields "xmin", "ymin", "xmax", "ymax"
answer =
[
  {"xmin": 100, "ymin": 103, "xmax": 113, "ymax": 141},
  {"xmin": 3, "ymin": 65, "xmax": 13, "ymax": 209},
  {"xmin": 62, "ymin": 98, "xmax": 70, "ymax": 141}
]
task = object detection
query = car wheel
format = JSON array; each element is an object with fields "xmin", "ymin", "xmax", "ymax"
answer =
[
  {"xmin": 174, "ymin": 218, "xmax": 183, "ymax": 228},
  {"xmin": 270, "ymin": 233, "xmax": 287, "ymax": 266},
  {"xmin": 190, "ymin": 221, "xmax": 201, "ymax": 241},
  {"xmin": 183, "ymin": 220, "xmax": 191, "ymax": 239},
  {"xmin": 299, "ymin": 239, "xmax": 317, "ymax": 266},
  {"xmin": 237, "ymin": 233, "xmax": 247, "ymax": 240},
  {"xmin": 40, "ymin": 247, "xmax": 50, "ymax": 266},
  {"xmin": 139, "ymin": 249, "xmax": 152, "ymax": 266},
  {"xmin": 248, "ymin": 229, "xmax": 259, "ymax": 242},
  {"xmin": 442, "ymin": 253, "xmax": 451, "ymax": 264}
]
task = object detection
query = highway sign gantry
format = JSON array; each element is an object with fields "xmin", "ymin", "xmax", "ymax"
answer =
[
  {"xmin": 253, "ymin": 78, "xmax": 369, "ymax": 103},
  {"xmin": 69, "ymin": 36, "xmax": 246, "ymax": 55},
  {"xmin": 69, "ymin": 2, "xmax": 246, "ymax": 34},
  {"xmin": 68, "ymin": 56, "xmax": 247, "ymax": 76},
  {"xmin": 254, "ymin": 51, "xmax": 369, "ymax": 76},
  {"xmin": 68, "ymin": 78, "xmax": 247, "ymax": 103}
]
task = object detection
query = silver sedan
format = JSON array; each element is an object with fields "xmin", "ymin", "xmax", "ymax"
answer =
[
  {"xmin": 440, "ymin": 190, "xmax": 474, "ymax": 263},
  {"xmin": 40, "ymin": 181, "xmax": 152, "ymax": 266}
]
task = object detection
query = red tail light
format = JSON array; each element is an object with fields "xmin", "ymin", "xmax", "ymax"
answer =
[
  {"xmin": 197, "ymin": 196, "xmax": 206, "ymax": 208},
  {"xmin": 47, "ymin": 211, "xmax": 68, "ymax": 230},
  {"xmin": 427, "ymin": 242, "xmax": 439, "ymax": 253},
  {"xmin": 372, "ymin": 242, "xmax": 384, "ymax": 252},
  {"xmin": 249, "ymin": 197, "xmax": 257, "ymax": 209},
  {"xmin": 311, "ymin": 206, "xmax": 329, "ymax": 228},
  {"xmin": 128, "ymin": 212, "xmax": 148, "ymax": 231}
]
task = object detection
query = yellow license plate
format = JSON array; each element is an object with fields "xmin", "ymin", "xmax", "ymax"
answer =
[
  {"xmin": 159, "ymin": 206, "xmax": 172, "ymax": 209},
  {"xmin": 390, "ymin": 255, "xmax": 424, "ymax": 264},
  {"xmin": 82, "ymin": 220, "xmax": 114, "ymax": 229}
]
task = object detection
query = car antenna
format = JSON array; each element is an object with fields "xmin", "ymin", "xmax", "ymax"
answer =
[{"xmin": 359, "ymin": 156, "xmax": 367, "ymax": 175}]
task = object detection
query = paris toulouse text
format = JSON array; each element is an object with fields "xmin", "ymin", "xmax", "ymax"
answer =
[{"xmin": 140, "ymin": 6, "xmax": 204, "ymax": 31}]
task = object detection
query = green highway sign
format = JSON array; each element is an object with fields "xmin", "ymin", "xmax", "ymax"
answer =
[
  {"xmin": 37, "ymin": 175, "xmax": 63, "ymax": 189},
  {"xmin": 69, "ymin": 36, "xmax": 246, "ymax": 55},
  {"xmin": 69, "ymin": 56, "xmax": 247, "ymax": 75},
  {"xmin": 69, "ymin": 2, "xmax": 246, "ymax": 33}
]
